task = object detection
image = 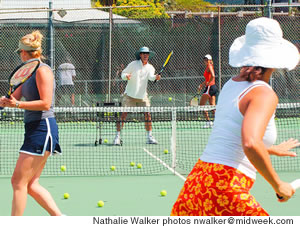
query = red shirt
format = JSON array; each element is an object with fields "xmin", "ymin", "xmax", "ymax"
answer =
[{"xmin": 203, "ymin": 63, "xmax": 215, "ymax": 86}]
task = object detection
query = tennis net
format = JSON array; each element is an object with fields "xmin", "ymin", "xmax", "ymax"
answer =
[{"xmin": 0, "ymin": 103, "xmax": 299, "ymax": 176}]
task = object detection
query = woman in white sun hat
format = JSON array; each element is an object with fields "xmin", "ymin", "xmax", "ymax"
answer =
[{"xmin": 171, "ymin": 17, "xmax": 299, "ymax": 216}]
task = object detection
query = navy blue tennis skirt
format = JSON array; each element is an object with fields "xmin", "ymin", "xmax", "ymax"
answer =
[
  {"xmin": 203, "ymin": 84, "xmax": 218, "ymax": 97},
  {"xmin": 20, "ymin": 117, "xmax": 62, "ymax": 156}
]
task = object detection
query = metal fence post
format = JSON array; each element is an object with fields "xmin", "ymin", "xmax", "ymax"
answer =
[
  {"xmin": 218, "ymin": 6, "xmax": 222, "ymax": 92},
  {"xmin": 108, "ymin": 6, "xmax": 113, "ymax": 103},
  {"xmin": 267, "ymin": 0, "xmax": 272, "ymax": 18},
  {"xmin": 48, "ymin": 0, "xmax": 54, "ymax": 70}
]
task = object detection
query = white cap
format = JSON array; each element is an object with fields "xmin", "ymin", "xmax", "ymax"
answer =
[{"xmin": 204, "ymin": 54, "xmax": 212, "ymax": 60}]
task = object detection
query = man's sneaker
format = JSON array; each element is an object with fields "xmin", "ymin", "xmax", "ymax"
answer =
[
  {"xmin": 146, "ymin": 135, "xmax": 158, "ymax": 144},
  {"xmin": 114, "ymin": 136, "xmax": 121, "ymax": 145},
  {"xmin": 202, "ymin": 121, "xmax": 213, "ymax": 129}
]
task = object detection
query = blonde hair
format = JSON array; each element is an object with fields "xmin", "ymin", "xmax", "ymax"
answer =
[{"xmin": 20, "ymin": 30, "xmax": 44, "ymax": 59}]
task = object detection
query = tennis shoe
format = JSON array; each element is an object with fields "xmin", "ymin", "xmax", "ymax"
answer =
[
  {"xmin": 114, "ymin": 136, "xmax": 121, "ymax": 145},
  {"xmin": 202, "ymin": 121, "xmax": 213, "ymax": 129},
  {"xmin": 147, "ymin": 135, "xmax": 158, "ymax": 144}
]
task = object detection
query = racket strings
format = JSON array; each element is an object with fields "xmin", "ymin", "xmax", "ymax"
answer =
[{"xmin": 10, "ymin": 62, "xmax": 39, "ymax": 85}]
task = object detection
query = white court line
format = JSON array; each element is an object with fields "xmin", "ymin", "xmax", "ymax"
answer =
[{"xmin": 143, "ymin": 148, "xmax": 186, "ymax": 181}]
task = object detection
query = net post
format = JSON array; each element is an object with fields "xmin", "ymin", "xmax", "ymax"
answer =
[{"xmin": 171, "ymin": 108, "xmax": 177, "ymax": 174}]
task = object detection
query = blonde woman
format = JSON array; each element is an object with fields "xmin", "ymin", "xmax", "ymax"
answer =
[
  {"xmin": 197, "ymin": 54, "xmax": 217, "ymax": 128},
  {"xmin": 0, "ymin": 31, "xmax": 62, "ymax": 216},
  {"xmin": 171, "ymin": 18, "xmax": 299, "ymax": 216}
]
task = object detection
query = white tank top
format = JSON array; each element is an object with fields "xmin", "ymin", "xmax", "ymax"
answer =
[{"xmin": 200, "ymin": 79, "xmax": 277, "ymax": 179}]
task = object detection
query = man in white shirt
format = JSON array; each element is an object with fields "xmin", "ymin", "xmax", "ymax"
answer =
[
  {"xmin": 114, "ymin": 47, "xmax": 161, "ymax": 145},
  {"xmin": 56, "ymin": 60, "xmax": 76, "ymax": 106}
]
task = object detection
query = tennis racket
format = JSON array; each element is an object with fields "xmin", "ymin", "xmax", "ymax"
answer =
[
  {"xmin": 276, "ymin": 179, "xmax": 300, "ymax": 200},
  {"xmin": 0, "ymin": 58, "xmax": 40, "ymax": 110},
  {"xmin": 154, "ymin": 50, "xmax": 173, "ymax": 83},
  {"xmin": 189, "ymin": 93, "xmax": 200, "ymax": 106}
]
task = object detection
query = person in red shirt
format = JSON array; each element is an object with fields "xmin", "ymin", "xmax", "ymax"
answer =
[{"xmin": 197, "ymin": 54, "xmax": 218, "ymax": 128}]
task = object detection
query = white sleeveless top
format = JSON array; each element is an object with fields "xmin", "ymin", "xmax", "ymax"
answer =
[{"xmin": 200, "ymin": 79, "xmax": 277, "ymax": 179}]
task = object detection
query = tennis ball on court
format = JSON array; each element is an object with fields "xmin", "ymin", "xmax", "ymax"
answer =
[
  {"xmin": 164, "ymin": 149, "xmax": 169, "ymax": 154},
  {"xmin": 97, "ymin": 200, "xmax": 104, "ymax": 207},
  {"xmin": 104, "ymin": 139, "xmax": 108, "ymax": 144},
  {"xmin": 63, "ymin": 193, "xmax": 70, "ymax": 199},
  {"xmin": 2, "ymin": 112, "xmax": 6, "ymax": 116},
  {"xmin": 130, "ymin": 161, "xmax": 135, "ymax": 167},
  {"xmin": 168, "ymin": 97, "xmax": 172, "ymax": 102},
  {"xmin": 10, "ymin": 122, "xmax": 14, "ymax": 125},
  {"xmin": 137, "ymin": 163, "xmax": 142, "ymax": 169},
  {"xmin": 110, "ymin": 165, "xmax": 116, "ymax": 171},
  {"xmin": 160, "ymin": 190, "xmax": 167, "ymax": 197},
  {"xmin": 60, "ymin": 165, "xmax": 66, "ymax": 172}
]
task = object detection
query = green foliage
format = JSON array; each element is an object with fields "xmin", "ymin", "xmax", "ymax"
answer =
[
  {"xmin": 93, "ymin": 1, "xmax": 103, "ymax": 7},
  {"xmin": 92, "ymin": 0, "xmax": 217, "ymax": 17},
  {"xmin": 112, "ymin": 0, "xmax": 169, "ymax": 18},
  {"xmin": 165, "ymin": 0, "xmax": 215, "ymax": 12}
]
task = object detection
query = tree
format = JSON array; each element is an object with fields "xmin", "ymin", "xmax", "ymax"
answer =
[
  {"xmin": 164, "ymin": 0, "xmax": 216, "ymax": 12},
  {"xmin": 112, "ymin": 0, "xmax": 169, "ymax": 18},
  {"xmin": 92, "ymin": 0, "xmax": 117, "ymax": 6},
  {"xmin": 92, "ymin": 0, "xmax": 216, "ymax": 17}
]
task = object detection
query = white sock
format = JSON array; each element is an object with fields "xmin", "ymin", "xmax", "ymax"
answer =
[
  {"xmin": 147, "ymin": 131, "xmax": 152, "ymax": 137},
  {"xmin": 116, "ymin": 131, "xmax": 121, "ymax": 137}
]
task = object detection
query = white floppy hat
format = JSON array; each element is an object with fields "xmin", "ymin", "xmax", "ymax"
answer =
[
  {"xmin": 203, "ymin": 54, "xmax": 212, "ymax": 60},
  {"xmin": 229, "ymin": 17, "xmax": 299, "ymax": 70},
  {"xmin": 135, "ymin": 46, "xmax": 155, "ymax": 60}
]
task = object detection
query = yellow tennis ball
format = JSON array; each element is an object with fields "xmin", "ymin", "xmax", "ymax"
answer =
[
  {"xmin": 63, "ymin": 193, "xmax": 70, "ymax": 199},
  {"xmin": 110, "ymin": 165, "xmax": 116, "ymax": 171},
  {"xmin": 97, "ymin": 200, "xmax": 104, "ymax": 207},
  {"xmin": 10, "ymin": 122, "xmax": 14, "ymax": 125},
  {"xmin": 60, "ymin": 165, "xmax": 66, "ymax": 172},
  {"xmin": 160, "ymin": 190, "xmax": 167, "ymax": 196},
  {"xmin": 130, "ymin": 161, "xmax": 135, "ymax": 167},
  {"xmin": 104, "ymin": 139, "xmax": 108, "ymax": 144},
  {"xmin": 2, "ymin": 112, "xmax": 6, "ymax": 116},
  {"xmin": 137, "ymin": 163, "xmax": 142, "ymax": 169},
  {"xmin": 164, "ymin": 149, "xmax": 169, "ymax": 154},
  {"xmin": 168, "ymin": 97, "xmax": 172, "ymax": 102}
]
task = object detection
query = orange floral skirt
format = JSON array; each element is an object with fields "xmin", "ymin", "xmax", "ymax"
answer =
[{"xmin": 171, "ymin": 160, "xmax": 268, "ymax": 216}]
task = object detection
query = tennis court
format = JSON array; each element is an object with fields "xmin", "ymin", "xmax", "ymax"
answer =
[{"xmin": 0, "ymin": 104, "xmax": 299, "ymax": 216}]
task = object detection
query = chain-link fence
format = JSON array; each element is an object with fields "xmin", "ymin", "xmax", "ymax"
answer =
[{"xmin": 0, "ymin": 5, "xmax": 299, "ymax": 107}]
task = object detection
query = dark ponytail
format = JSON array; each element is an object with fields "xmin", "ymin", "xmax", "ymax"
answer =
[{"xmin": 240, "ymin": 66, "xmax": 267, "ymax": 82}]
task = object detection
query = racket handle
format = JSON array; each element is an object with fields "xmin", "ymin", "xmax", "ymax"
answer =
[
  {"xmin": 276, "ymin": 179, "xmax": 300, "ymax": 200},
  {"xmin": 0, "ymin": 94, "xmax": 11, "ymax": 110},
  {"xmin": 154, "ymin": 72, "xmax": 162, "ymax": 84},
  {"xmin": 276, "ymin": 193, "xmax": 283, "ymax": 200}
]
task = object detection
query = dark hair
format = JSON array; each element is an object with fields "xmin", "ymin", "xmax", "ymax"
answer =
[{"xmin": 240, "ymin": 66, "xmax": 267, "ymax": 82}]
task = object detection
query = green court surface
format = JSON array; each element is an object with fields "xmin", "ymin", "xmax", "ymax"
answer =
[
  {"xmin": 0, "ymin": 172, "xmax": 300, "ymax": 216},
  {"xmin": 0, "ymin": 105, "xmax": 299, "ymax": 216}
]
